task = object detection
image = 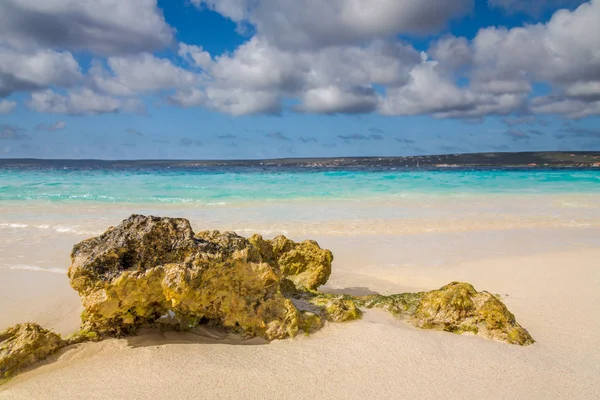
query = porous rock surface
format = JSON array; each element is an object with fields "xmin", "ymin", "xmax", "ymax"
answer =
[
  {"xmin": 411, "ymin": 282, "xmax": 534, "ymax": 345},
  {"xmin": 66, "ymin": 215, "xmax": 533, "ymax": 345},
  {"xmin": 68, "ymin": 214, "xmax": 334, "ymax": 340},
  {"xmin": 0, "ymin": 323, "xmax": 64, "ymax": 379}
]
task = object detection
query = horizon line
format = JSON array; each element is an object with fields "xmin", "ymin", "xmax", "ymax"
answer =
[{"xmin": 1, "ymin": 150, "xmax": 599, "ymax": 163}]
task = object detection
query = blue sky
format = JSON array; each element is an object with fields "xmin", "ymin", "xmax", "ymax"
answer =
[{"xmin": 1, "ymin": 0, "xmax": 599, "ymax": 159}]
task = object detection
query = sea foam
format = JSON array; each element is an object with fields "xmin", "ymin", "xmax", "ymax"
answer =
[{"xmin": 8, "ymin": 265, "xmax": 68, "ymax": 274}]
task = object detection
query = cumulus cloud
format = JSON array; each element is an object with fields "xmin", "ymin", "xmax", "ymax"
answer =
[
  {"xmin": 2, "ymin": 0, "xmax": 599, "ymax": 123},
  {"xmin": 172, "ymin": 37, "xmax": 419, "ymax": 115},
  {"xmin": 380, "ymin": 55, "xmax": 527, "ymax": 118},
  {"xmin": 193, "ymin": 0, "xmax": 473, "ymax": 49},
  {"xmin": 36, "ymin": 121, "xmax": 66, "ymax": 131},
  {"xmin": 28, "ymin": 89, "xmax": 123, "ymax": 115},
  {"xmin": 0, "ymin": 0, "xmax": 178, "ymax": 111},
  {"xmin": 204, "ymin": 87, "xmax": 282, "ymax": 115},
  {"xmin": 474, "ymin": 1, "xmax": 600, "ymax": 103},
  {"xmin": 530, "ymin": 96, "xmax": 600, "ymax": 119},
  {"xmin": 0, "ymin": 47, "xmax": 81, "ymax": 97},
  {"xmin": 178, "ymin": 43, "xmax": 213, "ymax": 70},
  {"xmin": 297, "ymin": 86, "xmax": 379, "ymax": 114},
  {"xmin": 0, "ymin": 0, "xmax": 173, "ymax": 55},
  {"xmin": 414, "ymin": 0, "xmax": 600, "ymax": 119},
  {"xmin": 184, "ymin": 0, "xmax": 598, "ymax": 119},
  {"xmin": 90, "ymin": 54, "xmax": 204, "ymax": 97},
  {"xmin": 429, "ymin": 36, "xmax": 472, "ymax": 71},
  {"xmin": 0, "ymin": 100, "xmax": 17, "ymax": 114}
]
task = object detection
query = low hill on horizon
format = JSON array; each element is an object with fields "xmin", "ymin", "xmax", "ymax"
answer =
[{"xmin": 1, "ymin": 151, "xmax": 599, "ymax": 169}]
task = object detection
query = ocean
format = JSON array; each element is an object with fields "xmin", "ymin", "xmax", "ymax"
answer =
[
  {"xmin": 2, "ymin": 166, "xmax": 600, "ymax": 203},
  {"xmin": 1, "ymin": 163, "xmax": 600, "ymax": 275}
]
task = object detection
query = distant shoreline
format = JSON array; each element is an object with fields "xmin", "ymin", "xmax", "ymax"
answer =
[{"xmin": 1, "ymin": 151, "xmax": 600, "ymax": 169}]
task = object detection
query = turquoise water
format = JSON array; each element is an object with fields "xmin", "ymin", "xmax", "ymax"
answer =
[{"xmin": 1, "ymin": 168, "xmax": 600, "ymax": 203}]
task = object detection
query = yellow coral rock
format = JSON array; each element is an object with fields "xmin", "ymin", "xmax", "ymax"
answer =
[
  {"xmin": 0, "ymin": 323, "xmax": 64, "ymax": 379},
  {"xmin": 412, "ymin": 282, "xmax": 534, "ymax": 345},
  {"xmin": 69, "ymin": 215, "xmax": 332, "ymax": 340}
]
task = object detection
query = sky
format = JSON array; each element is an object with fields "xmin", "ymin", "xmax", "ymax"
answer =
[{"xmin": 1, "ymin": 0, "xmax": 599, "ymax": 160}]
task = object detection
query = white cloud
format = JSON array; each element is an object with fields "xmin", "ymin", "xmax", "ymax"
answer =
[
  {"xmin": 473, "ymin": 1, "xmax": 600, "ymax": 94},
  {"xmin": 379, "ymin": 58, "xmax": 472, "ymax": 117},
  {"xmin": 420, "ymin": 0, "xmax": 600, "ymax": 118},
  {"xmin": 0, "ymin": 0, "xmax": 173, "ymax": 55},
  {"xmin": 531, "ymin": 96, "xmax": 600, "ymax": 119},
  {"xmin": 169, "ymin": 88, "xmax": 206, "ymax": 108},
  {"xmin": 178, "ymin": 43, "xmax": 213, "ymax": 70},
  {"xmin": 0, "ymin": 47, "xmax": 81, "ymax": 97},
  {"xmin": 177, "ymin": 37, "xmax": 419, "ymax": 115},
  {"xmin": 28, "ymin": 89, "xmax": 124, "ymax": 115},
  {"xmin": 172, "ymin": 87, "xmax": 282, "ymax": 116},
  {"xmin": 179, "ymin": 1, "xmax": 600, "ymax": 119},
  {"xmin": 194, "ymin": 0, "xmax": 473, "ymax": 48},
  {"xmin": 429, "ymin": 36, "xmax": 472, "ymax": 71},
  {"xmin": 90, "ymin": 54, "xmax": 205, "ymax": 97},
  {"xmin": 297, "ymin": 86, "xmax": 379, "ymax": 114},
  {"xmin": 380, "ymin": 56, "xmax": 526, "ymax": 118},
  {"xmin": 0, "ymin": 100, "xmax": 17, "ymax": 114},
  {"xmin": 1, "ymin": 0, "xmax": 598, "ymax": 122}
]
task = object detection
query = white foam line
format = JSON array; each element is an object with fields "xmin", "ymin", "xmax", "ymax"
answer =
[
  {"xmin": 7, "ymin": 265, "xmax": 68, "ymax": 274},
  {"xmin": 1, "ymin": 223, "xmax": 29, "ymax": 228}
]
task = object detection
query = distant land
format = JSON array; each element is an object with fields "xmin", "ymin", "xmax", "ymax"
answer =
[{"xmin": 1, "ymin": 152, "xmax": 600, "ymax": 170}]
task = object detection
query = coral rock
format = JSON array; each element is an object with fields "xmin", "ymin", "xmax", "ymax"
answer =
[
  {"xmin": 268, "ymin": 236, "xmax": 333, "ymax": 290},
  {"xmin": 67, "ymin": 215, "xmax": 533, "ymax": 346},
  {"xmin": 309, "ymin": 297, "xmax": 362, "ymax": 322},
  {"xmin": 68, "ymin": 215, "xmax": 333, "ymax": 340},
  {"xmin": 0, "ymin": 323, "xmax": 64, "ymax": 379},
  {"xmin": 411, "ymin": 282, "xmax": 534, "ymax": 345}
]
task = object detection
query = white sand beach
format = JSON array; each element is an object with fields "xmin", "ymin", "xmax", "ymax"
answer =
[{"xmin": 1, "ymin": 199, "xmax": 599, "ymax": 399}]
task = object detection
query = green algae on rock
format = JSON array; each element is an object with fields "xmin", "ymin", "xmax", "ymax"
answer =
[
  {"xmin": 411, "ymin": 282, "xmax": 534, "ymax": 345},
  {"xmin": 68, "ymin": 215, "xmax": 334, "ymax": 340},
  {"xmin": 0, "ymin": 323, "xmax": 65, "ymax": 380},
  {"xmin": 356, "ymin": 292, "xmax": 426, "ymax": 319}
]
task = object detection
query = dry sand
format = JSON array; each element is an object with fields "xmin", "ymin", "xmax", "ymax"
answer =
[{"xmin": 1, "ymin": 241, "xmax": 599, "ymax": 399}]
